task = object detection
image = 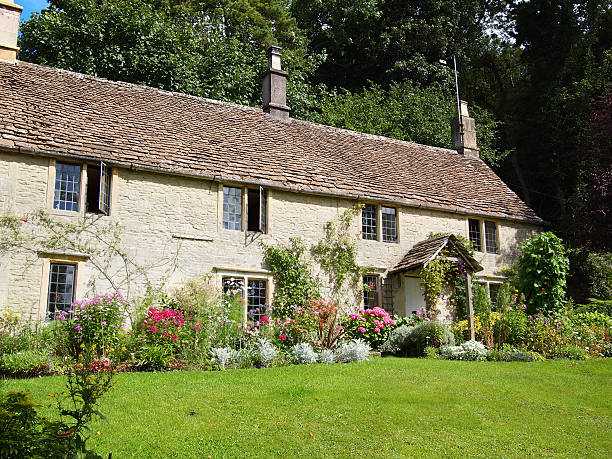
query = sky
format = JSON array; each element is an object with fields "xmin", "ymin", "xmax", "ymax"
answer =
[{"xmin": 18, "ymin": 0, "xmax": 49, "ymax": 22}]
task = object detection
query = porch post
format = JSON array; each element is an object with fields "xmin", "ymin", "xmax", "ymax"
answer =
[{"xmin": 466, "ymin": 272, "xmax": 475, "ymax": 340}]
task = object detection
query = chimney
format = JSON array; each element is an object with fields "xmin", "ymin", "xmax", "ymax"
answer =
[
  {"xmin": 452, "ymin": 100, "xmax": 479, "ymax": 158},
  {"xmin": 262, "ymin": 45, "xmax": 290, "ymax": 120},
  {"xmin": 0, "ymin": 0, "xmax": 22, "ymax": 63}
]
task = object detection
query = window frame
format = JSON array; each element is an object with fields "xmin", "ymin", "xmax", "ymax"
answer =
[
  {"xmin": 222, "ymin": 184, "xmax": 268, "ymax": 234},
  {"xmin": 53, "ymin": 161, "xmax": 81, "ymax": 212},
  {"xmin": 484, "ymin": 220, "xmax": 499, "ymax": 254},
  {"xmin": 381, "ymin": 206, "xmax": 398, "ymax": 243},
  {"xmin": 467, "ymin": 218, "xmax": 499, "ymax": 254},
  {"xmin": 361, "ymin": 203, "xmax": 378, "ymax": 240},
  {"xmin": 361, "ymin": 203, "xmax": 399, "ymax": 243},
  {"xmin": 363, "ymin": 274, "xmax": 380, "ymax": 308},
  {"xmin": 46, "ymin": 262, "xmax": 77, "ymax": 319},
  {"xmin": 220, "ymin": 272, "xmax": 271, "ymax": 324}
]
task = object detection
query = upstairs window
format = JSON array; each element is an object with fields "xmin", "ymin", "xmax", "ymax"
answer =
[
  {"xmin": 362, "ymin": 204, "xmax": 377, "ymax": 240},
  {"xmin": 86, "ymin": 161, "xmax": 111, "ymax": 215},
  {"xmin": 363, "ymin": 274, "xmax": 379, "ymax": 308},
  {"xmin": 381, "ymin": 206, "xmax": 397, "ymax": 243},
  {"xmin": 54, "ymin": 163, "xmax": 81, "ymax": 211},
  {"xmin": 223, "ymin": 186, "xmax": 242, "ymax": 230},
  {"xmin": 484, "ymin": 220, "xmax": 499, "ymax": 254},
  {"xmin": 47, "ymin": 263, "xmax": 75, "ymax": 319},
  {"xmin": 468, "ymin": 219, "xmax": 482, "ymax": 251},
  {"xmin": 247, "ymin": 187, "xmax": 267, "ymax": 233}
]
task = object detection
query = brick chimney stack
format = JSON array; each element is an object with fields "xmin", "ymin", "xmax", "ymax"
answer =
[
  {"xmin": 0, "ymin": 0, "xmax": 22, "ymax": 63},
  {"xmin": 452, "ymin": 100, "xmax": 480, "ymax": 159},
  {"xmin": 262, "ymin": 46, "xmax": 291, "ymax": 120}
]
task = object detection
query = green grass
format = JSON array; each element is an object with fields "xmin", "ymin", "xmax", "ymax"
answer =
[{"xmin": 4, "ymin": 358, "xmax": 612, "ymax": 458}]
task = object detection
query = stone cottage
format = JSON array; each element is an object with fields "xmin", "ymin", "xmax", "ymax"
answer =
[{"xmin": 0, "ymin": 0, "xmax": 541, "ymax": 323}]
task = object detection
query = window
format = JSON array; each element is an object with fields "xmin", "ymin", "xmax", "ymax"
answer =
[
  {"xmin": 382, "ymin": 277, "xmax": 394, "ymax": 315},
  {"xmin": 247, "ymin": 279, "xmax": 267, "ymax": 322},
  {"xmin": 86, "ymin": 161, "xmax": 111, "ymax": 215},
  {"xmin": 47, "ymin": 263, "xmax": 76, "ymax": 318},
  {"xmin": 489, "ymin": 283, "xmax": 502, "ymax": 303},
  {"xmin": 222, "ymin": 277, "xmax": 244, "ymax": 296},
  {"xmin": 484, "ymin": 220, "xmax": 499, "ymax": 254},
  {"xmin": 381, "ymin": 206, "xmax": 397, "ymax": 242},
  {"xmin": 247, "ymin": 187, "xmax": 267, "ymax": 233},
  {"xmin": 223, "ymin": 186, "xmax": 267, "ymax": 232},
  {"xmin": 223, "ymin": 186, "xmax": 242, "ymax": 230},
  {"xmin": 468, "ymin": 218, "xmax": 482, "ymax": 251},
  {"xmin": 362, "ymin": 204, "xmax": 377, "ymax": 240},
  {"xmin": 54, "ymin": 162, "xmax": 81, "ymax": 211},
  {"xmin": 363, "ymin": 275, "xmax": 379, "ymax": 308}
]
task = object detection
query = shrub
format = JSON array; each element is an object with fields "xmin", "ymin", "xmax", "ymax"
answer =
[
  {"xmin": 517, "ymin": 232, "xmax": 569, "ymax": 314},
  {"xmin": 278, "ymin": 299, "xmax": 344, "ymax": 350},
  {"xmin": 138, "ymin": 306, "xmax": 199, "ymax": 354},
  {"xmin": 423, "ymin": 346, "xmax": 440, "ymax": 359},
  {"xmin": 493, "ymin": 307, "xmax": 528, "ymax": 348},
  {"xmin": 523, "ymin": 314, "xmax": 569, "ymax": 357},
  {"xmin": 0, "ymin": 349, "xmax": 52, "ymax": 377},
  {"xmin": 381, "ymin": 325, "xmax": 414, "ymax": 356},
  {"xmin": 291, "ymin": 342, "xmax": 318, "ymax": 364},
  {"xmin": 336, "ymin": 339, "xmax": 371, "ymax": 363},
  {"xmin": 409, "ymin": 321, "xmax": 455, "ymax": 355},
  {"xmin": 211, "ymin": 347, "xmax": 235, "ymax": 370},
  {"xmin": 253, "ymin": 338, "xmax": 278, "ymax": 367},
  {"xmin": 487, "ymin": 346, "xmax": 541, "ymax": 362},
  {"xmin": 137, "ymin": 345, "xmax": 170, "ymax": 370},
  {"xmin": 441, "ymin": 340, "xmax": 488, "ymax": 361},
  {"xmin": 318, "ymin": 349, "xmax": 335, "ymax": 364},
  {"xmin": 575, "ymin": 298, "xmax": 612, "ymax": 316},
  {"xmin": 343, "ymin": 307, "xmax": 396, "ymax": 348},
  {"xmin": 552, "ymin": 344, "xmax": 590, "ymax": 360}
]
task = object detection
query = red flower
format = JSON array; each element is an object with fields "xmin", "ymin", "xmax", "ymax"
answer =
[
  {"xmin": 279, "ymin": 334, "xmax": 287, "ymax": 340},
  {"xmin": 171, "ymin": 335, "xmax": 178, "ymax": 340}
]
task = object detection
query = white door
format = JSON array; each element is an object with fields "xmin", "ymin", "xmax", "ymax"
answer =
[{"xmin": 404, "ymin": 276, "xmax": 426, "ymax": 315}]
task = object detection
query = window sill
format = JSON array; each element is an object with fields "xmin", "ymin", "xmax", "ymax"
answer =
[{"xmin": 48, "ymin": 208, "xmax": 82, "ymax": 217}]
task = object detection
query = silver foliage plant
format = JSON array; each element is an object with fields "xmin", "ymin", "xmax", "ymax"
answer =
[
  {"xmin": 254, "ymin": 338, "xmax": 278, "ymax": 367},
  {"xmin": 211, "ymin": 347, "xmax": 235, "ymax": 369},
  {"xmin": 318, "ymin": 349, "xmax": 335, "ymax": 364},
  {"xmin": 337, "ymin": 339, "xmax": 371, "ymax": 363},
  {"xmin": 291, "ymin": 342, "xmax": 318, "ymax": 364},
  {"xmin": 440, "ymin": 340, "xmax": 488, "ymax": 361}
]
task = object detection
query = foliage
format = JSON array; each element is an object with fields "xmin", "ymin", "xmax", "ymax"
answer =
[
  {"xmin": 211, "ymin": 347, "xmax": 235, "ymax": 370},
  {"xmin": 552, "ymin": 344, "xmax": 590, "ymax": 360},
  {"xmin": 311, "ymin": 205, "xmax": 365, "ymax": 300},
  {"xmin": 0, "ymin": 349, "xmax": 53, "ymax": 377},
  {"xmin": 383, "ymin": 321, "xmax": 454, "ymax": 357},
  {"xmin": 343, "ymin": 307, "xmax": 396, "ymax": 348},
  {"xmin": 253, "ymin": 338, "xmax": 278, "ymax": 368},
  {"xmin": 262, "ymin": 238, "xmax": 320, "ymax": 317},
  {"xmin": 318, "ymin": 349, "xmax": 335, "ymax": 364},
  {"xmin": 423, "ymin": 346, "xmax": 440, "ymax": 359},
  {"xmin": 336, "ymin": 339, "xmax": 371, "ymax": 363},
  {"xmin": 440, "ymin": 340, "xmax": 488, "ymax": 361},
  {"xmin": 487, "ymin": 344, "xmax": 543, "ymax": 362},
  {"xmin": 137, "ymin": 306, "xmax": 200, "ymax": 355},
  {"xmin": 567, "ymin": 249, "xmax": 612, "ymax": 303},
  {"xmin": 277, "ymin": 299, "xmax": 344, "ymax": 350},
  {"xmin": 518, "ymin": 232, "xmax": 570, "ymax": 314},
  {"xmin": 291, "ymin": 342, "xmax": 317, "ymax": 365}
]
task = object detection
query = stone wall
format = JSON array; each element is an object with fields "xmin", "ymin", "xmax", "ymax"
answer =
[{"xmin": 0, "ymin": 151, "xmax": 540, "ymax": 319}]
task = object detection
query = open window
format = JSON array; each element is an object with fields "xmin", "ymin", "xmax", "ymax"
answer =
[
  {"xmin": 247, "ymin": 187, "xmax": 267, "ymax": 233},
  {"xmin": 86, "ymin": 161, "xmax": 111, "ymax": 215}
]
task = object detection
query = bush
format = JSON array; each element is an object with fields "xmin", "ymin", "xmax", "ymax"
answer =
[
  {"xmin": 253, "ymin": 338, "xmax": 278, "ymax": 367},
  {"xmin": 291, "ymin": 343, "xmax": 318, "ymax": 364},
  {"xmin": 137, "ymin": 345, "xmax": 170, "ymax": 371},
  {"xmin": 423, "ymin": 346, "xmax": 440, "ymax": 359},
  {"xmin": 211, "ymin": 347, "xmax": 235, "ymax": 370},
  {"xmin": 574, "ymin": 298, "xmax": 612, "ymax": 316},
  {"xmin": 382, "ymin": 321, "xmax": 454, "ymax": 357},
  {"xmin": 381, "ymin": 325, "xmax": 414, "ymax": 356},
  {"xmin": 552, "ymin": 344, "xmax": 590, "ymax": 360},
  {"xmin": 0, "ymin": 349, "xmax": 52, "ymax": 377},
  {"xmin": 487, "ymin": 347, "xmax": 541, "ymax": 362},
  {"xmin": 567, "ymin": 249, "xmax": 612, "ymax": 303},
  {"xmin": 441, "ymin": 340, "xmax": 488, "ymax": 361},
  {"xmin": 517, "ymin": 232, "xmax": 569, "ymax": 314},
  {"xmin": 319, "ymin": 349, "xmax": 335, "ymax": 364},
  {"xmin": 336, "ymin": 339, "xmax": 371, "ymax": 363},
  {"xmin": 343, "ymin": 306, "xmax": 396, "ymax": 348}
]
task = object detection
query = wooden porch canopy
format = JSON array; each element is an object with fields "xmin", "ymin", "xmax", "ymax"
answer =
[{"xmin": 390, "ymin": 234, "xmax": 483, "ymax": 340}]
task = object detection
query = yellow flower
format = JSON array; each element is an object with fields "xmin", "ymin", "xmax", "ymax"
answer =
[
  {"xmin": 80, "ymin": 343, "xmax": 85, "ymax": 348},
  {"xmin": 110, "ymin": 348, "xmax": 114, "ymax": 352},
  {"xmin": 91, "ymin": 344, "xmax": 96, "ymax": 350},
  {"xmin": 121, "ymin": 347, "xmax": 126, "ymax": 351},
  {"xmin": 96, "ymin": 431, "xmax": 101, "ymax": 436},
  {"xmin": 3, "ymin": 312, "xmax": 8, "ymax": 317}
]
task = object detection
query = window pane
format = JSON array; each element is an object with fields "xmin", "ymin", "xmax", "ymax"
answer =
[
  {"xmin": 362, "ymin": 204, "xmax": 377, "ymax": 240},
  {"xmin": 484, "ymin": 221, "xmax": 498, "ymax": 254},
  {"xmin": 363, "ymin": 275, "xmax": 379, "ymax": 308},
  {"xmin": 54, "ymin": 163, "xmax": 80, "ymax": 212},
  {"xmin": 381, "ymin": 206, "xmax": 397, "ymax": 242},
  {"xmin": 468, "ymin": 219, "xmax": 482, "ymax": 251},
  {"xmin": 47, "ymin": 263, "xmax": 75, "ymax": 319},
  {"xmin": 223, "ymin": 187, "xmax": 242, "ymax": 231},
  {"xmin": 247, "ymin": 279, "xmax": 267, "ymax": 323},
  {"xmin": 222, "ymin": 277, "xmax": 244, "ymax": 296}
]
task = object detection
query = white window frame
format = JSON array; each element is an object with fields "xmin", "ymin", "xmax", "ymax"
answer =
[{"xmin": 218, "ymin": 269, "xmax": 272, "ymax": 323}]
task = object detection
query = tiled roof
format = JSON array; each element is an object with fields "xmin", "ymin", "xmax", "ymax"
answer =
[
  {"xmin": 391, "ymin": 234, "xmax": 483, "ymax": 273},
  {"xmin": 0, "ymin": 61, "xmax": 541, "ymax": 222}
]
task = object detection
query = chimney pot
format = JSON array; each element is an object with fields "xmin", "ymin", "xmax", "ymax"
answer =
[
  {"xmin": 452, "ymin": 100, "xmax": 480, "ymax": 159},
  {"xmin": 0, "ymin": 0, "xmax": 22, "ymax": 63},
  {"xmin": 262, "ymin": 46, "xmax": 290, "ymax": 120}
]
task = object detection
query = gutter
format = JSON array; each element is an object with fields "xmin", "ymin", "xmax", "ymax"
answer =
[{"xmin": 0, "ymin": 144, "xmax": 545, "ymax": 225}]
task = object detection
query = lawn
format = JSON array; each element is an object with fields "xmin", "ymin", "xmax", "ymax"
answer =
[{"xmin": 5, "ymin": 358, "xmax": 612, "ymax": 458}]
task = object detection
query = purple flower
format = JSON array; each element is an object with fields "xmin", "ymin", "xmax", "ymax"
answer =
[{"xmin": 74, "ymin": 325, "xmax": 83, "ymax": 332}]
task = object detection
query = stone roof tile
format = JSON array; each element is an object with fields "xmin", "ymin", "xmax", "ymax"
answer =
[{"xmin": 0, "ymin": 61, "xmax": 541, "ymax": 222}]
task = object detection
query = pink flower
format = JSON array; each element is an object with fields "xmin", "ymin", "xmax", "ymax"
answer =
[
  {"xmin": 424, "ymin": 317, "xmax": 430, "ymax": 321},
  {"xmin": 374, "ymin": 327, "xmax": 380, "ymax": 333},
  {"xmin": 520, "ymin": 304, "xmax": 527, "ymax": 309},
  {"xmin": 279, "ymin": 334, "xmax": 287, "ymax": 340},
  {"xmin": 171, "ymin": 335, "xmax": 178, "ymax": 340},
  {"xmin": 261, "ymin": 316, "xmax": 269, "ymax": 324},
  {"xmin": 150, "ymin": 326, "xmax": 157, "ymax": 333},
  {"xmin": 507, "ymin": 306, "xmax": 513, "ymax": 312},
  {"xmin": 358, "ymin": 327, "xmax": 366, "ymax": 333},
  {"xmin": 369, "ymin": 285, "xmax": 374, "ymax": 290},
  {"xmin": 22, "ymin": 218, "xmax": 28, "ymax": 222},
  {"xmin": 74, "ymin": 325, "xmax": 82, "ymax": 332}
]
